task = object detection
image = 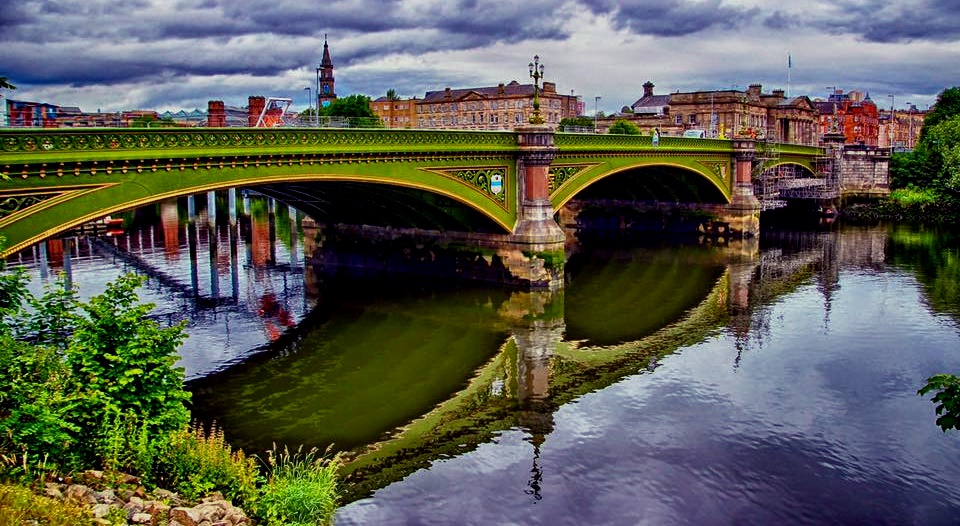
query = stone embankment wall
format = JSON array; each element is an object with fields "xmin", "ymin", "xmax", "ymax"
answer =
[{"xmin": 838, "ymin": 145, "xmax": 890, "ymax": 198}]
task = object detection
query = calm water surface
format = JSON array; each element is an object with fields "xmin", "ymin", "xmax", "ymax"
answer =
[{"xmin": 8, "ymin": 199, "xmax": 960, "ymax": 525}]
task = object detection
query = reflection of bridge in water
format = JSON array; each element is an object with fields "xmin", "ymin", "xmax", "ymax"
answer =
[{"xmin": 334, "ymin": 227, "xmax": 888, "ymax": 502}]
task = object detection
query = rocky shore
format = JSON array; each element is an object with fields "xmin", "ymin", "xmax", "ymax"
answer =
[{"xmin": 40, "ymin": 471, "xmax": 250, "ymax": 526}]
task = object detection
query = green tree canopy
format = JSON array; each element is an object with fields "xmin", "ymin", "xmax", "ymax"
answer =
[
  {"xmin": 559, "ymin": 116, "xmax": 595, "ymax": 129},
  {"xmin": 608, "ymin": 119, "xmax": 641, "ymax": 135},
  {"xmin": 320, "ymin": 94, "xmax": 378, "ymax": 119},
  {"xmin": 923, "ymin": 86, "xmax": 960, "ymax": 136},
  {"xmin": 0, "ymin": 76, "xmax": 15, "ymax": 90}
]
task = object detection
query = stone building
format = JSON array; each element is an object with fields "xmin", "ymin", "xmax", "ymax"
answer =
[
  {"xmin": 413, "ymin": 80, "xmax": 580, "ymax": 130},
  {"xmin": 616, "ymin": 82, "xmax": 819, "ymax": 145}
]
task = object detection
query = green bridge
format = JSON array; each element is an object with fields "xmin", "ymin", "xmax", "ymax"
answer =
[{"xmin": 0, "ymin": 126, "xmax": 826, "ymax": 286}]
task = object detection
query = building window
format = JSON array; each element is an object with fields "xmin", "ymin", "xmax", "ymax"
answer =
[
  {"xmin": 689, "ymin": 114, "xmax": 697, "ymax": 125},
  {"xmin": 675, "ymin": 114, "xmax": 683, "ymax": 125}
]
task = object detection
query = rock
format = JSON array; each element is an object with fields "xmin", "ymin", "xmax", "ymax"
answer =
[
  {"xmin": 170, "ymin": 506, "xmax": 202, "ymax": 526},
  {"xmin": 94, "ymin": 488, "xmax": 116, "ymax": 504},
  {"xmin": 155, "ymin": 488, "xmax": 183, "ymax": 505},
  {"xmin": 82, "ymin": 470, "xmax": 105, "ymax": 484},
  {"xmin": 124, "ymin": 498, "xmax": 145, "ymax": 519},
  {"xmin": 131, "ymin": 512, "xmax": 153, "ymax": 524},
  {"xmin": 146, "ymin": 500, "xmax": 172, "ymax": 517},
  {"xmin": 92, "ymin": 519, "xmax": 112, "ymax": 526},
  {"xmin": 43, "ymin": 482, "xmax": 64, "ymax": 500},
  {"xmin": 91, "ymin": 503, "xmax": 111, "ymax": 519},
  {"xmin": 65, "ymin": 484, "xmax": 97, "ymax": 505}
]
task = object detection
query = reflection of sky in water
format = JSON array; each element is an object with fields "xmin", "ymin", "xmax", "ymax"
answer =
[{"xmin": 338, "ymin": 271, "xmax": 960, "ymax": 525}]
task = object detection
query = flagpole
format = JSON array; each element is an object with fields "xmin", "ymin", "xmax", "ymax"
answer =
[{"xmin": 787, "ymin": 53, "xmax": 792, "ymax": 98}]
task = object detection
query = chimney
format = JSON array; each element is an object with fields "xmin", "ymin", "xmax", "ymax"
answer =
[
  {"xmin": 772, "ymin": 89, "xmax": 785, "ymax": 98},
  {"xmin": 248, "ymin": 96, "xmax": 265, "ymax": 127},
  {"xmin": 643, "ymin": 81, "xmax": 655, "ymax": 98},
  {"xmin": 207, "ymin": 100, "xmax": 225, "ymax": 127},
  {"xmin": 748, "ymin": 84, "xmax": 762, "ymax": 97}
]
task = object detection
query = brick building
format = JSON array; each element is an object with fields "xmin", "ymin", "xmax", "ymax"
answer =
[
  {"xmin": 814, "ymin": 89, "xmax": 880, "ymax": 146},
  {"xmin": 878, "ymin": 105, "xmax": 924, "ymax": 150},
  {"xmin": 370, "ymin": 96, "xmax": 418, "ymax": 128}
]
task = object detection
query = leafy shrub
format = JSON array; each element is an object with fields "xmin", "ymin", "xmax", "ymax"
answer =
[{"xmin": 257, "ymin": 445, "xmax": 342, "ymax": 526}]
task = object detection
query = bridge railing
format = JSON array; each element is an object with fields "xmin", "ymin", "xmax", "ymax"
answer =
[
  {"xmin": 0, "ymin": 128, "xmax": 523, "ymax": 166},
  {"xmin": 556, "ymin": 132, "xmax": 736, "ymax": 152}
]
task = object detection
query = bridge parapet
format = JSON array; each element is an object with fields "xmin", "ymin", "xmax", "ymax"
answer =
[
  {"xmin": 555, "ymin": 133, "xmax": 735, "ymax": 152},
  {"xmin": 0, "ymin": 128, "xmax": 519, "ymax": 164}
]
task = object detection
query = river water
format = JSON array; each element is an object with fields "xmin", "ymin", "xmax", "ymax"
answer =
[{"xmin": 7, "ymin": 195, "xmax": 960, "ymax": 525}]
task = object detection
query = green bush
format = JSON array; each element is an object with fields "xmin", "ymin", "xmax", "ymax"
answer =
[{"xmin": 257, "ymin": 445, "xmax": 342, "ymax": 526}]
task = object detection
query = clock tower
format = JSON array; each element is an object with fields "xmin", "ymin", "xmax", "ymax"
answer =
[{"xmin": 318, "ymin": 35, "xmax": 336, "ymax": 109}]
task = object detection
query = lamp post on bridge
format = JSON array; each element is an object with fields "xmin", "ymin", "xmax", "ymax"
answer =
[
  {"xmin": 304, "ymin": 87, "xmax": 312, "ymax": 127},
  {"xmin": 316, "ymin": 64, "xmax": 322, "ymax": 127},
  {"xmin": 528, "ymin": 55, "xmax": 545, "ymax": 125},
  {"xmin": 594, "ymin": 96, "xmax": 601, "ymax": 133}
]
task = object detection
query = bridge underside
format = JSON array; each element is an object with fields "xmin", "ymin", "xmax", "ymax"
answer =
[
  {"xmin": 570, "ymin": 166, "xmax": 729, "ymax": 204},
  {"xmin": 255, "ymin": 182, "xmax": 506, "ymax": 233}
]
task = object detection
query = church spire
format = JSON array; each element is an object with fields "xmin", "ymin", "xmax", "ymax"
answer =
[{"xmin": 321, "ymin": 34, "xmax": 333, "ymax": 68}]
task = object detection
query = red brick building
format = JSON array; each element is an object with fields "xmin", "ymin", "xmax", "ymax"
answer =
[{"xmin": 814, "ymin": 89, "xmax": 880, "ymax": 146}]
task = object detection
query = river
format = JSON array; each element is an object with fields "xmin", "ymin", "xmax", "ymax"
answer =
[{"xmin": 7, "ymin": 195, "xmax": 960, "ymax": 525}]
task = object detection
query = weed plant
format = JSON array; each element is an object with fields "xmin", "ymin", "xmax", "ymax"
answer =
[{"xmin": 258, "ymin": 444, "xmax": 342, "ymax": 526}]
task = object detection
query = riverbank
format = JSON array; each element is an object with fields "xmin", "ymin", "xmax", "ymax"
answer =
[{"xmin": 841, "ymin": 191, "xmax": 960, "ymax": 225}]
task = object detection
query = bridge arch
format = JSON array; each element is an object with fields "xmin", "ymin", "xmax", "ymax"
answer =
[
  {"xmin": 551, "ymin": 160, "xmax": 732, "ymax": 210},
  {"xmin": 1, "ymin": 162, "xmax": 517, "ymax": 256}
]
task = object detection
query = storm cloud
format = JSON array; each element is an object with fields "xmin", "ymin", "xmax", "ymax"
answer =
[{"xmin": 0, "ymin": 0, "xmax": 957, "ymax": 113}]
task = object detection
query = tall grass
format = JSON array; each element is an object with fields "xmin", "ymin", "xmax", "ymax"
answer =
[{"xmin": 257, "ymin": 444, "xmax": 342, "ymax": 526}]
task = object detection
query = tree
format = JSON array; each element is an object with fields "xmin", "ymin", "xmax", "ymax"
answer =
[
  {"xmin": 559, "ymin": 116, "xmax": 594, "ymax": 129},
  {"xmin": 608, "ymin": 119, "xmax": 641, "ymax": 135},
  {"xmin": 320, "ymin": 94, "xmax": 378, "ymax": 119},
  {"xmin": 385, "ymin": 88, "xmax": 399, "ymax": 101},
  {"xmin": 919, "ymin": 374, "xmax": 960, "ymax": 432},
  {"xmin": 922, "ymin": 87, "xmax": 960, "ymax": 137},
  {"xmin": 0, "ymin": 76, "xmax": 15, "ymax": 90}
]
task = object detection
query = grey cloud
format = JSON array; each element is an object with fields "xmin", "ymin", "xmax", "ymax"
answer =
[
  {"xmin": 580, "ymin": 0, "xmax": 759, "ymax": 36},
  {"xmin": 803, "ymin": 0, "xmax": 960, "ymax": 43}
]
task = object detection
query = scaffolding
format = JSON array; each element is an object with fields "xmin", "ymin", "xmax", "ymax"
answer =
[{"xmin": 753, "ymin": 136, "xmax": 839, "ymax": 210}]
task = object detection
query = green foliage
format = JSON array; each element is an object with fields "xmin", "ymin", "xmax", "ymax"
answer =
[
  {"xmin": 153, "ymin": 424, "xmax": 260, "ymax": 507},
  {"xmin": 0, "ymin": 76, "xmax": 16, "ymax": 90},
  {"xmin": 889, "ymin": 187, "xmax": 939, "ymax": 206},
  {"xmin": 523, "ymin": 249, "xmax": 565, "ymax": 270},
  {"xmin": 129, "ymin": 115, "xmax": 177, "ymax": 128},
  {"xmin": 607, "ymin": 119, "xmax": 641, "ymax": 135},
  {"xmin": 257, "ymin": 445, "xmax": 341, "ymax": 526},
  {"xmin": 559, "ymin": 116, "xmax": 595, "ymax": 129},
  {"xmin": 0, "ymin": 264, "xmax": 191, "ymax": 472},
  {"xmin": 922, "ymin": 86, "xmax": 960, "ymax": 137},
  {"xmin": 0, "ymin": 483, "xmax": 90, "ymax": 525},
  {"xmin": 918, "ymin": 374, "xmax": 960, "ymax": 431},
  {"xmin": 320, "ymin": 94, "xmax": 380, "ymax": 122},
  {"xmin": 920, "ymin": 115, "xmax": 960, "ymax": 193}
]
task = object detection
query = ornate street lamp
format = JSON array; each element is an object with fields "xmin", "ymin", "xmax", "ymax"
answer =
[{"xmin": 528, "ymin": 55, "xmax": 545, "ymax": 125}]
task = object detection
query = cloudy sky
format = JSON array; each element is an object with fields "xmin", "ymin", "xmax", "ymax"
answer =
[{"xmin": 1, "ymin": 0, "xmax": 957, "ymax": 115}]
